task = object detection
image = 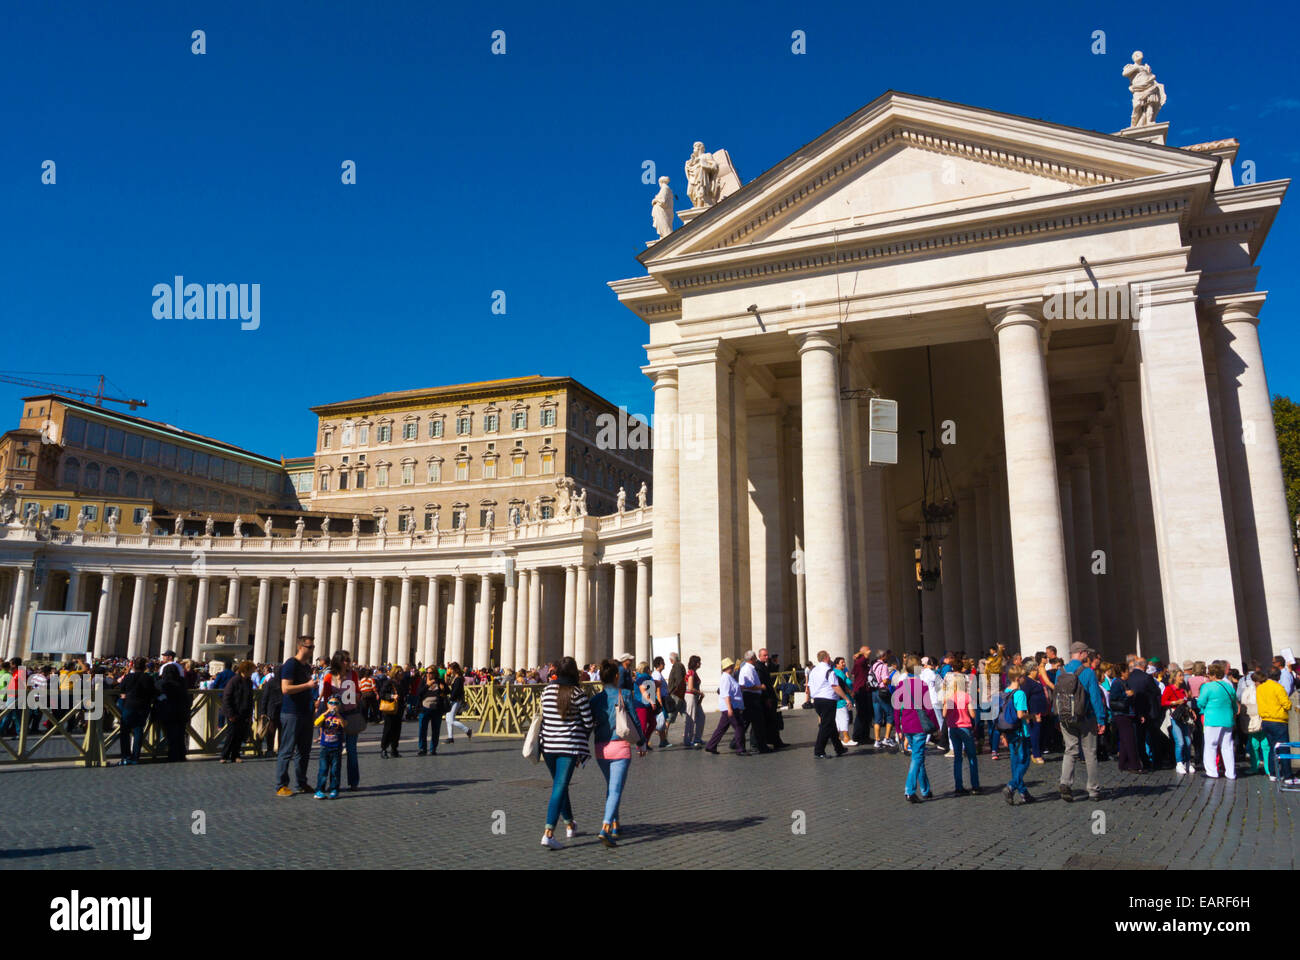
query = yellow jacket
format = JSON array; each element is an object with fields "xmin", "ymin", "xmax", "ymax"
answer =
[{"xmin": 1256, "ymin": 680, "xmax": 1292, "ymax": 723}]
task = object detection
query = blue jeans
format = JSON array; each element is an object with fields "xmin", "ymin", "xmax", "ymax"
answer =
[
  {"xmin": 985, "ymin": 719, "xmax": 1002, "ymax": 753},
  {"xmin": 120, "ymin": 706, "xmax": 147, "ymax": 763},
  {"xmin": 317, "ymin": 745, "xmax": 342, "ymax": 793},
  {"xmin": 418, "ymin": 709, "xmax": 443, "ymax": 752},
  {"xmin": 904, "ymin": 732, "xmax": 930, "ymax": 797},
  {"xmin": 872, "ymin": 690, "xmax": 893, "ymax": 727},
  {"xmin": 950, "ymin": 726, "xmax": 979, "ymax": 790},
  {"xmin": 543, "ymin": 753, "xmax": 577, "ymax": 829},
  {"xmin": 275, "ymin": 713, "xmax": 313, "ymax": 789},
  {"xmin": 1169, "ymin": 718, "xmax": 1191, "ymax": 765},
  {"xmin": 1007, "ymin": 733, "xmax": 1031, "ymax": 794},
  {"xmin": 596, "ymin": 753, "xmax": 630, "ymax": 824}
]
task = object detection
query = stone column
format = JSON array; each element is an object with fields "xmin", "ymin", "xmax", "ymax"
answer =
[
  {"xmin": 266, "ymin": 579, "xmax": 283, "ymax": 663},
  {"xmin": 298, "ymin": 578, "xmax": 314, "ymax": 637},
  {"xmin": 189, "ymin": 575, "xmax": 211, "ymax": 659},
  {"xmin": 1102, "ymin": 406, "xmax": 1138, "ymax": 654},
  {"xmin": 973, "ymin": 478, "xmax": 997, "ymax": 647},
  {"xmin": 573, "ymin": 564, "xmax": 590, "ymax": 668},
  {"xmin": 386, "ymin": 584, "xmax": 401, "ymax": 667},
  {"xmin": 314, "ymin": 578, "xmax": 330, "ymax": 648},
  {"xmin": 1068, "ymin": 451, "xmax": 1101, "ymax": 647},
  {"xmin": 7, "ymin": 567, "xmax": 31, "ymax": 659},
  {"xmin": 254, "ymin": 576, "xmax": 271, "ymax": 663},
  {"xmin": 415, "ymin": 579, "xmax": 429, "ymax": 666},
  {"xmin": 369, "ymin": 577, "xmax": 385, "ymax": 667},
  {"xmin": 957, "ymin": 489, "xmax": 982, "ymax": 652},
  {"xmin": 449, "ymin": 573, "xmax": 466, "ymax": 665},
  {"xmin": 426, "ymin": 576, "xmax": 441, "ymax": 666},
  {"xmin": 92, "ymin": 571, "xmax": 115, "ymax": 659},
  {"xmin": 634, "ymin": 557, "xmax": 650, "ymax": 664},
  {"xmin": 989, "ymin": 302, "xmax": 1071, "ymax": 651},
  {"xmin": 797, "ymin": 330, "xmax": 851, "ymax": 653},
  {"xmin": 502, "ymin": 568, "xmax": 519, "ymax": 670},
  {"xmin": 1137, "ymin": 277, "xmax": 1239, "ymax": 663},
  {"xmin": 646, "ymin": 366, "xmax": 680, "ymax": 639},
  {"xmin": 899, "ymin": 528, "xmax": 920, "ymax": 654},
  {"xmin": 676, "ymin": 341, "xmax": 738, "ymax": 683},
  {"xmin": 794, "ymin": 533, "xmax": 809, "ymax": 666},
  {"xmin": 64, "ymin": 570, "xmax": 83, "ymax": 613},
  {"xmin": 513, "ymin": 569, "xmax": 528, "ymax": 670},
  {"xmin": 342, "ymin": 574, "xmax": 357, "ymax": 655},
  {"xmin": 126, "ymin": 574, "xmax": 149, "ymax": 659},
  {"xmin": 989, "ymin": 463, "xmax": 1012, "ymax": 647},
  {"xmin": 225, "ymin": 576, "xmax": 240, "ymax": 617},
  {"xmin": 1211, "ymin": 295, "xmax": 1300, "ymax": 661},
  {"xmin": 748, "ymin": 405, "xmax": 790, "ymax": 654},
  {"xmin": 940, "ymin": 516, "xmax": 964, "ymax": 651},
  {"xmin": 1059, "ymin": 465, "xmax": 1079, "ymax": 644},
  {"xmin": 527, "ymin": 567, "xmax": 542, "ymax": 667},
  {"xmin": 392, "ymin": 575, "xmax": 412, "ymax": 666},
  {"xmin": 1117, "ymin": 375, "xmax": 1168, "ymax": 654},
  {"xmin": 473, "ymin": 574, "xmax": 492, "ymax": 668},
  {"xmin": 562, "ymin": 565, "xmax": 577, "ymax": 657},
  {"xmin": 1086, "ymin": 432, "xmax": 1120, "ymax": 649},
  {"xmin": 284, "ymin": 576, "xmax": 302, "ymax": 659},
  {"xmin": 612, "ymin": 561, "xmax": 628, "ymax": 657}
]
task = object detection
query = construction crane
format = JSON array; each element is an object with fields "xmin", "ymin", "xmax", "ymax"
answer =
[{"xmin": 0, "ymin": 372, "xmax": 147, "ymax": 410}]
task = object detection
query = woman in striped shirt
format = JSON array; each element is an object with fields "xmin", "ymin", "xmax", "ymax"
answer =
[{"xmin": 539, "ymin": 656, "xmax": 593, "ymax": 850}]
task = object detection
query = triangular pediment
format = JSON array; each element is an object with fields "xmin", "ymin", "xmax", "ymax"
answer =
[{"xmin": 643, "ymin": 91, "xmax": 1217, "ymax": 263}]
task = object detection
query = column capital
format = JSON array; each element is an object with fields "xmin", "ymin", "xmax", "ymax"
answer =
[
  {"xmin": 986, "ymin": 299, "xmax": 1044, "ymax": 333},
  {"xmin": 670, "ymin": 338, "xmax": 736, "ymax": 367},
  {"xmin": 790, "ymin": 325, "xmax": 841, "ymax": 356},
  {"xmin": 1206, "ymin": 291, "xmax": 1267, "ymax": 325},
  {"xmin": 1135, "ymin": 272, "xmax": 1201, "ymax": 309},
  {"xmin": 642, "ymin": 364, "xmax": 679, "ymax": 388}
]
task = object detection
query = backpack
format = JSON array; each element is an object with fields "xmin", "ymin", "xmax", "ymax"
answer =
[
  {"xmin": 1053, "ymin": 668, "xmax": 1090, "ymax": 732},
  {"xmin": 996, "ymin": 688, "xmax": 1020, "ymax": 733}
]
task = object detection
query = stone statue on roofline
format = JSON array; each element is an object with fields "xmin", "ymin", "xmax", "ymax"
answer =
[
  {"xmin": 652, "ymin": 177, "xmax": 675, "ymax": 239},
  {"xmin": 1123, "ymin": 51, "xmax": 1166, "ymax": 127}
]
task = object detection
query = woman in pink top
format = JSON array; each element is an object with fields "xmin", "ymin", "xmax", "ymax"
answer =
[{"xmin": 943, "ymin": 671, "xmax": 980, "ymax": 795}]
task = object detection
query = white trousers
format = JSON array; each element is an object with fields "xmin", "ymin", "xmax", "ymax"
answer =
[{"xmin": 1203, "ymin": 725, "xmax": 1236, "ymax": 779}]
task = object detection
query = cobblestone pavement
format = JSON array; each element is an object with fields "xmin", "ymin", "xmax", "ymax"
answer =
[{"xmin": 0, "ymin": 713, "xmax": 1294, "ymax": 869}]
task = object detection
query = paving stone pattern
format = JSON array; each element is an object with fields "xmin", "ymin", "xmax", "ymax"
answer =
[{"xmin": 0, "ymin": 713, "xmax": 1294, "ymax": 869}]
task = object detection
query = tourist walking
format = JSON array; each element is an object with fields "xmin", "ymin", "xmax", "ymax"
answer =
[
  {"xmin": 589, "ymin": 660, "xmax": 646, "ymax": 846},
  {"xmin": 942, "ymin": 670, "xmax": 979, "ymax": 795},
  {"xmin": 894, "ymin": 655, "xmax": 939, "ymax": 801},
  {"xmin": 704, "ymin": 658, "xmax": 747, "ymax": 755},
  {"xmin": 833, "ymin": 656, "xmax": 856, "ymax": 747},
  {"xmin": 1056, "ymin": 642, "xmax": 1106, "ymax": 801},
  {"xmin": 275, "ymin": 637, "xmax": 318, "ymax": 796},
  {"xmin": 682, "ymin": 655, "xmax": 705, "ymax": 748},
  {"xmin": 1197, "ymin": 663, "xmax": 1238, "ymax": 780},
  {"xmin": 443, "ymin": 663, "xmax": 473, "ymax": 744},
  {"xmin": 378, "ymin": 665, "xmax": 406, "ymax": 758},
  {"xmin": 739, "ymin": 651, "xmax": 773, "ymax": 753},
  {"xmin": 219, "ymin": 661, "xmax": 256, "ymax": 762},
  {"xmin": 117, "ymin": 657, "xmax": 155, "ymax": 766},
  {"xmin": 1001, "ymin": 665, "xmax": 1033, "ymax": 805},
  {"xmin": 417, "ymin": 666, "xmax": 449, "ymax": 756},
  {"xmin": 809, "ymin": 650, "xmax": 851, "ymax": 759},
  {"xmin": 1162, "ymin": 669, "xmax": 1196, "ymax": 775},
  {"xmin": 539, "ymin": 657, "xmax": 593, "ymax": 849},
  {"xmin": 756, "ymin": 648, "xmax": 787, "ymax": 749},
  {"xmin": 319, "ymin": 651, "xmax": 363, "ymax": 789},
  {"xmin": 258, "ymin": 663, "xmax": 282, "ymax": 755},
  {"xmin": 156, "ymin": 651, "xmax": 191, "ymax": 762},
  {"xmin": 633, "ymin": 662, "xmax": 659, "ymax": 751},
  {"xmin": 1256, "ymin": 667, "xmax": 1295, "ymax": 783}
]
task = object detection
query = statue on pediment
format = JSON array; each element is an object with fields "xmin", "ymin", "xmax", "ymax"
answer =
[
  {"xmin": 233, "ymin": 515, "xmax": 243, "ymax": 537},
  {"xmin": 295, "ymin": 516, "xmax": 305, "ymax": 538},
  {"xmin": 637, "ymin": 481, "xmax": 648, "ymax": 509},
  {"xmin": 174, "ymin": 515, "xmax": 184, "ymax": 536},
  {"xmin": 652, "ymin": 177, "xmax": 675, "ymax": 238},
  {"xmin": 205, "ymin": 515, "xmax": 215, "ymax": 536},
  {"xmin": 0, "ymin": 487, "xmax": 17, "ymax": 524},
  {"xmin": 617, "ymin": 486, "xmax": 626, "ymax": 514},
  {"xmin": 76, "ymin": 510, "xmax": 88, "ymax": 532},
  {"xmin": 106, "ymin": 511, "xmax": 118, "ymax": 534},
  {"xmin": 685, "ymin": 142, "xmax": 719, "ymax": 208},
  {"xmin": 1123, "ymin": 51, "xmax": 1166, "ymax": 127}
]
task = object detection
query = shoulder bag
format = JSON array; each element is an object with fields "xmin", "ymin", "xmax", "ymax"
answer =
[
  {"xmin": 615, "ymin": 691, "xmax": 639, "ymax": 743},
  {"xmin": 522, "ymin": 710, "xmax": 543, "ymax": 763}
]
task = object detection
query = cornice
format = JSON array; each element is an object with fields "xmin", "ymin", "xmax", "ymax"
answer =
[{"xmin": 657, "ymin": 192, "xmax": 1190, "ymax": 296}]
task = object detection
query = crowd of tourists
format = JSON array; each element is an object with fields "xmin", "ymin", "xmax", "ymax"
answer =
[{"xmin": 3, "ymin": 637, "xmax": 1297, "ymax": 849}]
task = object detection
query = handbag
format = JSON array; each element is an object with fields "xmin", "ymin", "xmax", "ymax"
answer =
[
  {"xmin": 379, "ymin": 697, "xmax": 397, "ymax": 715},
  {"xmin": 615, "ymin": 692, "xmax": 638, "ymax": 743},
  {"xmin": 421, "ymin": 696, "xmax": 438, "ymax": 710},
  {"xmin": 344, "ymin": 711, "xmax": 366, "ymax": 736},
  {"xmin": 522, "ymin": 711, "xmax": 543, "ymax": 763}
]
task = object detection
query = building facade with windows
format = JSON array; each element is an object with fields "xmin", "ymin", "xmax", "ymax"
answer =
[
  {"xmin": 12, "ymin": 395, "xmax": 298, "ymax": 517},
  {"xmin": 308, "ymin": 376, "xmax": 651, "ymax": 532}
]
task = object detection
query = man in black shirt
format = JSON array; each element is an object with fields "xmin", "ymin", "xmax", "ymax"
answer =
[
  {"xmin": 1126, "ymin": 658, "xmax": 1165, "ymax": 770},
  {"xmin": 274, "ymin": 637, "xmax": 317, "ymax": 796}
]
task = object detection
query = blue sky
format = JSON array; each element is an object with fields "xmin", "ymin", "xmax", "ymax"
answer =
[{"xmin": 3, "ymin": 0, "xmax": 1298, "ymax": 459}]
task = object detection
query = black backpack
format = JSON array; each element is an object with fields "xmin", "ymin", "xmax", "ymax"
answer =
[{"xmin": 1054, "ymin": 669, "xmax": 1090, "ymax": 732}]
